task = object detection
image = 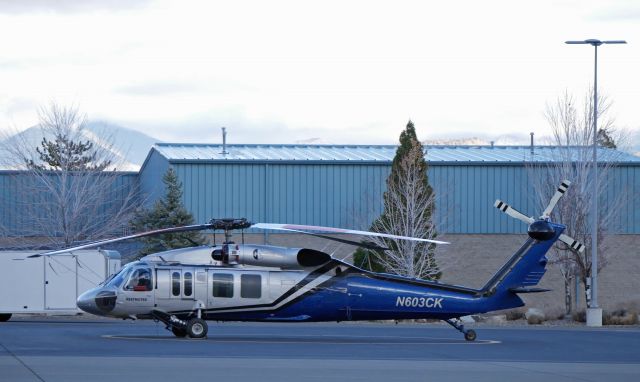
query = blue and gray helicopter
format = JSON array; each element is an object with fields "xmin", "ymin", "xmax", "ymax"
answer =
[{"xmin": 35, "ymin": 180, "xmax": 583, "ymax": 341}]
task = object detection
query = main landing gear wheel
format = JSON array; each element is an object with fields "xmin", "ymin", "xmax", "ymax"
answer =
[
  {"xmin": 464, "ymin": 329, "xmax": 477, "ymax": 342},
  {"xmin": 186, "ymin": 318, "xmax": 208, "ymax": 338},
  {"xmin": 444, "ymin": 319, "xmax": 477, "ymax": 342},
  {"xmin": 172, "ymin": 327, "xmax": 187, "ymax": 337}
]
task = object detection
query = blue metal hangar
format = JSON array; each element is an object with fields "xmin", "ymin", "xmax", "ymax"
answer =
[{"xmin": 138, "ymin": 143, "xmax": 640, "ymax": 234}]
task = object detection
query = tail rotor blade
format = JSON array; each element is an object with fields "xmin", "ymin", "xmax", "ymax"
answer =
[
  {"xmin": 558, "ymin": 233, "xmax": 585, "ymax": 253},
  {"xmin": 494, "ymin": 200, "xmax": 534, "ymax": 225},
  {"xmin": 542, "ymin": 180, "xmax": 571, "ymax": 218}
]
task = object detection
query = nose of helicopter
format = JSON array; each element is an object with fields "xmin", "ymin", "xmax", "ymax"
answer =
[
  {"xmin": 77, "ymin": 290, "xmax": 99, "ymax": 315},
  {"xmin": 77, "ymin": 289, "xmax": 117, "ymax": 316}
]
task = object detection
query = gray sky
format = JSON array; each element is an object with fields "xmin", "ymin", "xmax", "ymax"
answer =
[{"xmin": 1, "ymin": 0, "xmax": 639, "ymax": 145}]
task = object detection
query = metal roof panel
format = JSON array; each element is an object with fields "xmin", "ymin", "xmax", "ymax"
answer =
[{"xmin": 152, "ymin": 143, "xmax": 640, "ymax": 164}]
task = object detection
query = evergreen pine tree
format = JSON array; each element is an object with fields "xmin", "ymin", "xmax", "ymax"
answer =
[
  {"xmin": 130, "ymin": 168, "xmax": 203, "ymax": 258},
  {"xmin": 25, "ymin": 115, "xmax": 111, "ymax": 171},
  {"xmin": 597, "ymin": 128, "xmax": 617, "ymax": 149},
  {"xmin": 27, "ymin": 134, "xmax": 110, "ymax": 171},
  {"xmin": 354, "ymin": 120, "xmax": 440, "ymax": 279}
]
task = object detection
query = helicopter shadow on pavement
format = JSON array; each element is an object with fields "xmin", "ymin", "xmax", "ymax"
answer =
[{"xmin": 102, "ymin": 333, "xmax": 500, "ymax": 345}]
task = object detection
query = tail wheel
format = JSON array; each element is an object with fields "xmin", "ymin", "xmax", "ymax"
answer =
[
  {"xmin": 172, "ymin": 327, "xmax": 187, "ymax": 337},
  {"xmin": 464, "ymin": 329, "xmax": 477, "ymax": 342},
  {"xmin": 186, "ymin": 318, "xmax": 208, "ymax": 339}
]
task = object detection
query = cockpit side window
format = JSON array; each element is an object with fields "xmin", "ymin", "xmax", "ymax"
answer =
[{"xmin": 124, "ymin": 268, "xmax": 153, "ymax": 292}]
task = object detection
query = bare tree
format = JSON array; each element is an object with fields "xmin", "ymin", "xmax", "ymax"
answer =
[
  {"xmin": 0, "ymin": 103, "xmax": 139, "ymax": 249},
  {"xmin": 362, "ymin": 142, "xmax": 446, "ymax": 280},
  {"xmin": 528, "ymin": 90, "xmax": 629, "ymax": 311}
]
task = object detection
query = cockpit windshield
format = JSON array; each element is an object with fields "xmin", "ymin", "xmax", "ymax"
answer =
[{"xmin": 105, "ymin": 264, "xmax": 134, "ymax": 289}]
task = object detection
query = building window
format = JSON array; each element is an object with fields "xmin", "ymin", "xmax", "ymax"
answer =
[
  {"xmin": 241, "ymin": 274, "xmax": 261, "ymax": 299},
  {"xmin": 212, "ymin": 273, "xmax": 233, "ymax": 298},
  {"xmin": 184, "ymin": 272, "xmax": 193, "ymax": 297},
  {"xmin": 172, "ymin": 272, "xmax": 180, "ymax": 296}
]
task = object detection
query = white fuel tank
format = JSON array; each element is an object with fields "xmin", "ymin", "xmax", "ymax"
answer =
[{"xmin": 230, "ymin": 245, "xmax": 330, "ymax": 269}]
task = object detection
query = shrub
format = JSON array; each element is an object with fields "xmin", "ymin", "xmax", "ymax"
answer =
[
  {"xmin": 556, "ymin": 311, "xmax": 568, "ymax": 320},
  {"xmin": 603, "ymin": 309, "xmax": 639, "ymax": 326},
  {"xmin": 572, "ymin": 310, "xmax": 586, "ymax": 323},
  {"xmin": 527, "ymin": 315, "xmax": 545, "ymax": 325},
  {"xmin": 505, "ymin": 309, "xmax": 525, "ymax": 321}
]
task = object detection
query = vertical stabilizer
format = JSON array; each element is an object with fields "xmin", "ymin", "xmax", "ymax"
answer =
[{"xmin": 480, "ymin": 223, "xmax": 564, "ymax": 296}]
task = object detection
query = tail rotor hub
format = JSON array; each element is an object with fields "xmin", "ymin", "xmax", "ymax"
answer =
[{"xmin": 527, "ymin": 220, "xmax": 555, "ymax": 241}]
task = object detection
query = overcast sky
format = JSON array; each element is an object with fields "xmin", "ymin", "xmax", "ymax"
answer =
[{"xmin": 1, "ymin": 0, "xmax": 639, "ymax": 146}]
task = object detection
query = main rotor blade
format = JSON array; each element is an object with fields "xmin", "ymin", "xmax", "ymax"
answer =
[
  {"xmin": 542, "ymin": 180, "xmax": 571, "ymax": 218},
  {"xmin": 298, "ymin": 232, "xmax": 390, "ymax": 251},
  {"xmin": 494, "ymin": 200, "xmax": 535, "ymax": 225},
  {"xmin": 28, "ymin": 223, "xmax": 215, "ymax": 257},
  {"xmin": 558, "ymin": 233, "xmax": 586, "ymax": 253},
  {"xmin": 252, "ymin": 223, "xmax": 449, "ymax": 245}
]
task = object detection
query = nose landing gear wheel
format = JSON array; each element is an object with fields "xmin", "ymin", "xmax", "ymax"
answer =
[{"xmin": 186, "ymin": 318, "xmax": 208, "ymax": 338}]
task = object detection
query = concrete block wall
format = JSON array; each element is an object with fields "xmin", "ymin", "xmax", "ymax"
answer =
[
  {"xmin": 439, "ymin": 234, "xmax": 640, "ymax": 314},
  {"xmin": 209, "ymin": 233, "xmax": 640, "ymax": 314}
]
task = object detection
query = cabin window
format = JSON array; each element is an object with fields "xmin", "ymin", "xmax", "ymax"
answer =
[
  {"xmin": 212, "ymin": 273, "xmax": 233, "ymax": 298},
  {"xmin": 184, "ymin": 272, "xmax": 193, "ymax": 297},
  {"xmin": 241, "ymin": 274, "xmax": 261, "ymax": 299},
  {"xmin": 172, "ymin": 272, "xmax": 181, "ymax": 296},
  {"xmin": 124, "ymin": 268, "xmax": 152, "ymax": 292}
]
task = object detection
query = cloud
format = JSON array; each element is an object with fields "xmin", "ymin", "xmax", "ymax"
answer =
[
  {"xmin": 0, "ymin": 59, "xmax": 24, "ymax": 70},
  {"xmin": 116, "ymin": 80, "xmax": 206, "ymax": 96},
  {"xmin": 587, "ymin": 1, "xmax": 640, "ymax": 22},
  {"xmin": 112, "ymin": 106, "xmax": 399, "ymax": 146},
  {"xmin": 0, "ymin": 0, "xmax": 153, "ymax": 14},
  {"xmin": 1, "ymin": 97, "xmax": 39, "ymax": 115},
  {"xmin": 590, "ymin": 9, "xmax": 640, "ymax": 22}
]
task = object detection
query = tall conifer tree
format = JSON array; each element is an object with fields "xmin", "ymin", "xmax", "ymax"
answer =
[
  {"xmin": 130, "ymin": 168, "xmax": 203, "ymax": 258},
  {"xmin": 354, "ymin": 120, "xmax": 440, "ymax": 279}
]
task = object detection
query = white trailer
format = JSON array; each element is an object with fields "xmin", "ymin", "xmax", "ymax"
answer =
[{"xmin": 0, "ymin": 250, "xmax": 121, "ymax": 321}]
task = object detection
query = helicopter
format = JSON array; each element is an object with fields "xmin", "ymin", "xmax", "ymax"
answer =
[{"xmin": 31, "ymin": 180, "xmax": 583, "ymax": 341}]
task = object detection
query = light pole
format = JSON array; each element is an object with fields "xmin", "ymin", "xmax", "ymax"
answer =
[{"xmin": 565, "ymin": 38, "xmax": 626, "ymax": 326}]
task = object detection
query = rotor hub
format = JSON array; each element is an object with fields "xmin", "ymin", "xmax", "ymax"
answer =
[{"xmin": 208, "ymin": 218, "xmax": 252, "ymax": 231}]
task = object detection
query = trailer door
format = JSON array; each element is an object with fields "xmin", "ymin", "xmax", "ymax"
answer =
[{"xmin": 45, "ymin": 256, "xmax": 77, "ymax": 310}]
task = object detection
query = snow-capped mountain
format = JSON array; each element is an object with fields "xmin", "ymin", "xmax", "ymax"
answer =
[
  {"xmin": 0, "ymin": 121, "xmax": 161, "ymax": 171},
  {"xmin": 423, "ymin": 136, "xmax": 527, "ymax": 146}
]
